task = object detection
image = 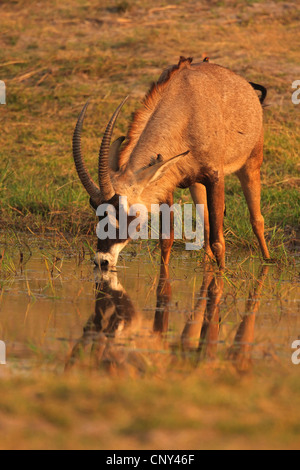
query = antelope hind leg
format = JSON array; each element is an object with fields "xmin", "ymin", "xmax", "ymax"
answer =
[{"xmin": 237, "ymin": 146, "xmax": 270, "ymax": 261}]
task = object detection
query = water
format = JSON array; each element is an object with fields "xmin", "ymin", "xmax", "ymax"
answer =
[{"xmin": 0, "ymin": 242, "xmax": 299, "ymax": 376}]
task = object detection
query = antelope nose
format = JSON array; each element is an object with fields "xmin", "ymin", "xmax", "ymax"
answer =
[{"xmin": 94, "ymin": 253, "xmax": 110, "ymax": 269}]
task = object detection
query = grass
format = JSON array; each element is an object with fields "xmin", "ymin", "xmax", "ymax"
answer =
[
  {"xmin": 0, "ymin": 0, "xmax": 299, "ymax": 451},
  {"xmin": 0, "ymin": 232, "xmax": 299, "ymax": 450},
  {"xmin": 0, "ymin": 366, "xmax": 300, "ymax": 450}
]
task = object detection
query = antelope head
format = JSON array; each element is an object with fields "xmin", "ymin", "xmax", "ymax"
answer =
[{"xmin": 73, "ymin": 98, "xmax": 188, "ymax": 270}]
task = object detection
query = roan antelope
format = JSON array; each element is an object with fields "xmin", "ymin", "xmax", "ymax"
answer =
[
  {"xmin": 65, "ymin": 265, "xmax": 269, "ymax": 373},
  {"xmin": 73, "ymin": 56, "xmax": 270, "ymax": 269}
]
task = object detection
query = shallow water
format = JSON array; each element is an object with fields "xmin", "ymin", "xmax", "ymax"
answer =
[{"xmin": 0, "ymin": 243, "xmax": 299, "ymax": 376}]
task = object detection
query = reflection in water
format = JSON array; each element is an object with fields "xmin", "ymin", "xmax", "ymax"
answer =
[
  {"xmin": 153, "ymin": 264, "xmax": 172, "ymax": 334},
  {"xmin": 66, "ymin": 271, "xmax": 140, "ymax": 372},
  {"xmin": 183, "ymin": 265, "xmax": 269, "ymax": 372},
  {"xmin": 66, "ymin": 264, "xmax": 270, "ymax": 375}
]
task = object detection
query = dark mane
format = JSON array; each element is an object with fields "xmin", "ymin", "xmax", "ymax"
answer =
[{"xmin": 249, "ymin": 82, "xmax": 267, "ymax": 105}]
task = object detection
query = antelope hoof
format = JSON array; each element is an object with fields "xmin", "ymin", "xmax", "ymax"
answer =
[
  {"xmin": 212, "ymin": 242, "xmax": 223, "ymax": 257},
  {"xmin": 211, "ymin": 242, "xmax": 225, "ymax": 269}
]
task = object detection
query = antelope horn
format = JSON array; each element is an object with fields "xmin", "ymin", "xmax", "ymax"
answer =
[
  {"xmin": 98, "ymin": 96, "xmax": 129, "ymax": 201},
  {"xmin": 72, "ymin": 101, "xmax": 102, "ymax": 203}
]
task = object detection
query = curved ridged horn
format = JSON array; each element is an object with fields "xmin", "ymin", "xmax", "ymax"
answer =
[
  {"xmin": 73, "ymin": 101, "xmax": 102, "ymax": 203},
  {"xmin": 98, "ymin": 96, "xmax": 129, "ymax": 201}
]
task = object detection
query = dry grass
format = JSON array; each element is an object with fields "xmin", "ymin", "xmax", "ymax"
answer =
[{"xmin": 1, "ymin": 365, "xmax": 300, "ymax": 450}]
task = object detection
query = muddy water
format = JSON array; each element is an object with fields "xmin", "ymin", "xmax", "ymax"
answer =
[{"xmin": 0, "ymin": 245, "xmax": 299, "ymax": 375}]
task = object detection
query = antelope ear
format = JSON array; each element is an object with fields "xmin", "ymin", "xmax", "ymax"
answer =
[
  {"xmin": 89, "ymin": 197, "xmax": 99, "ymax": 210},
  {"xmin": 109, "ymin": 136, "xmax": 126, "ymax": 172},
  {"xmin": 137, "ymin": 150, "xmax": 190, "ymax": 187}
]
